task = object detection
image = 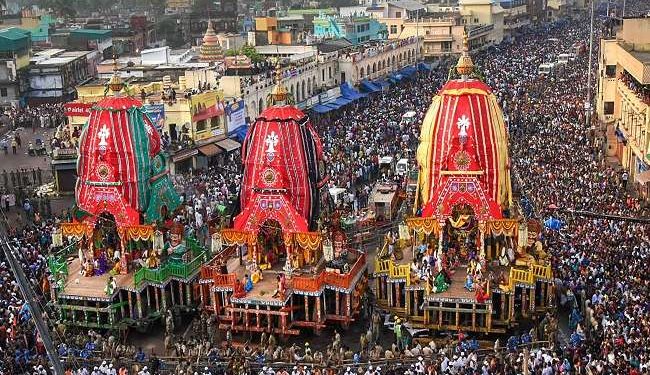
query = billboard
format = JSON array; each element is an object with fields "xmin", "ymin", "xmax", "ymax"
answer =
[
  {"xmin": 64, "ymin": 102, "xmax": 92, "ymax": 117},
  {"xmin": 226, "ymin": 100, "xmax": 246, "ymax": 132},
  {"xmin": 143, "ymin": 103, "xmax": 165, "ymax": 132}
]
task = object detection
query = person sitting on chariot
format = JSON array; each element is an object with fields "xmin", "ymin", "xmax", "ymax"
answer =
[
  {"xmin": 464, "ymin": 274, "xmax": 474, "ymax": 291},
  {"xmin": 499, "ymin": 248, "xmax": 510, "ymax": 267},
  {"xmin": 104, "ymin": 276, "xmax": 117, "ymax": 296},
  {"xmin": 432, "ymin": 271, "xmax": 449, "ymax": 293},
  {"xmin": 251, "ymin": 264, "xmax": 263, "ymax": 284},
  {"xmin": 272, "ymin": 274, "xmax": 286, "ymax": 299},
  {"xmin": 109, "ymin": 260, "xmax": 122, "ymax": 276},
  {"xmin": 233, "ymin": 278, "xmax": 246, "ymax": 298},
  {"xmin": 244, "ymin": 274, "xmax": 254, "ymax": 293},
  {"xmin": 145, "ymin": 250, "xmax": 159, "ymax": 269},
  {"xmin": 82, "ymin": 259, "xmax": 94, "ymax": 277}
]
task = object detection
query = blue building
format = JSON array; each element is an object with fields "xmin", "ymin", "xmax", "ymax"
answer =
[{"xmin": 312, "ymin": 14, "xmax": 387, "ymax": 45}]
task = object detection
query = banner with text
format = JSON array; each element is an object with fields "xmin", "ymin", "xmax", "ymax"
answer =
[
  {"xmin": 144, "ymin": 104, "xmax": 165, "ymax": 132},
  {"xmin": 225, "ymin": 100, "xmax": 246, "ymax": 132},
  {"xmin": 64, "ymin": 102, "xmax": 92, "ymax": 117}
]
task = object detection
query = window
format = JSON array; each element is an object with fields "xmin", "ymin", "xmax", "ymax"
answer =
[
  {"xmin": 196, "ymin": 119, "xmax": 207, "ymax": 132},
  {"xmin": 605, "ymin": 65, "xmax": 616, "ymax": 78},
  {"xmin": 0, "ymin": 88, "xmax": 7, "ymax": 97},
  {"xmin": 395, "ymin": 11, "xmax": 401, "ymax": 18},
  {"xmin": 604, "ymin": 101, "xmax": 614, "ymax": 115},
  {"xmin": 329, "ymin": 67, "xmax": 332, "ymax": 79},
  {"xmin": 474, "ymin": 18, "xmax": 479, "ymax": 23},
  {"xmin": 390, "ymin": 25, "xmax": 398, "ymax": 34},
  {"xmin": 210, "ymin": 117, "xmax": 221, "ymax": 129}
]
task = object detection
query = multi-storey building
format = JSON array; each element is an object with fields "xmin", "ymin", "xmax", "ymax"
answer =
[
  {"xmin": 0, "ymin": 27, "xmax": 30, "ymax": 108},
  {"xmin": 596, "ymin": 17, "xmax": 650, "ymax": 199},
  {"xmin": 312, "ymin": 14, "xmax": 388, "ymax": 45}
]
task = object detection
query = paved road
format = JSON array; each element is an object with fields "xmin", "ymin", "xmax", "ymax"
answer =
[{"xmin": 0, "ymin": 126, "xmax": 55, "ymax": 172}]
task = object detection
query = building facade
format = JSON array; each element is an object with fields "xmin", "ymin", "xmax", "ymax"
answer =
[
  {"xmin": 596, "ymin": 18, "xmax": 650, "ymax": 199},
  {"xmin": 313, "ymin": 14, "xmax": 388, "ymax": 45},
  {"xmin": 458, "ymin": 0, "xmax": 504, "ymax": 48},
  {"xmin": 499, "ymin": 0, "xmax": 530, "ymax": 37},
  {"xmin": 28, "ymin": 49, "xmax": 93, "ymax": 104},
  {"xmin": 0, "ymin": 27, "xmax": 30, "ymax": 107}
]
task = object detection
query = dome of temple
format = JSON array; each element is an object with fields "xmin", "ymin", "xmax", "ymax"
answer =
[
  {"xmin": 416, "ymin": 76, "xmax": 511, "ymax": 220},
  {"xmin": 199, "ymin": 20, "xmax": 224, "ymax": 63}
]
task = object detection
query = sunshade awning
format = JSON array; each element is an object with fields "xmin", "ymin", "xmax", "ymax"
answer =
[
  {"xmin": 216, "ymin": 138, "xmax": 241, "ymax": 152},
  {"xmin": 198, "ymin": 143, "xmax": 222, "ymax": 157},
  {"xmin": 360, "ymin": 79, "xmax": 381, "ymax": 93}
]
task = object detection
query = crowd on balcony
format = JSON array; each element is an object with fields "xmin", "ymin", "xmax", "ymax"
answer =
[{"xmin": 619, "ymin": 70, "xmax": 650, "ymax": 105}]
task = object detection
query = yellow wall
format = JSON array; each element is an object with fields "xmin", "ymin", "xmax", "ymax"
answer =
[
  {"xmin": 256, "ymin": 17, "xmax": 278, "ymax": 31},
  {"xmin": 73, "ymin": 81, "xmax": 226, "ymax": 141}
]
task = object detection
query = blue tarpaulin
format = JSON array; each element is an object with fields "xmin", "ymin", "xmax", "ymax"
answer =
[
  {"xmin": 360, "ymin": 79, "xmax": 381, "ymax": 93},
  {"xmin": 229, "ymin": 123, "xmax": 249, "ymax": 142},
  {"xmin": 399, "ymin": 66, "xmax": 417, "ymax": 77},
  {"xmin": 334, "ymin": 96, "xmax": 353, "ymax": 107},
  {"xmin": 388, "ymin": 73, "xmax": 403, "ymax": 83},
  {"xmin": 340, "ymin": 82, "xmax": 367, "ymax": 100},
  {"xmin": 312, "ymin": 104, "xmax": 333, "ymax": 114},
  {"xmin": 418, "ymin": 62, "xmax": 432, "ymax": 71},
  {"xmin": 373, "ymin": 79, "xmax": 391, "ymax": 90}
]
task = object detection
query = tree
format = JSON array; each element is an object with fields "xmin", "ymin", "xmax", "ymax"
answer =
[{"xmin": 239, "ymin": 44, "xmax": 265, "ymax": 64}]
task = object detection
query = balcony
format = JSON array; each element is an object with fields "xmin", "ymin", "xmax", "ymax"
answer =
[
  {"xmin": 423, "ymin": 34, "xmax": 453, "ymax": 42},
  {"xmin": 617, "ymin": 79, "xmax": 649, "ymax": 114},
  {"xmin": 467, "ymin": 24, "xmax": 494, "ymax": 38}
]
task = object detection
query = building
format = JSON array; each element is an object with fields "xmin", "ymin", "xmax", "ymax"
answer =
[
  {"xmin": 312, "ymin": 14, "xmax": 388, "ymax": 45},
  {"xmin": 499, "ymin": 0, "xmax": 530, "ymax": 37},
  {"xmin": 546, "ymin": 0, "xmax": 573, "ymax": 20},
  {"xmin": 53, "ymin": 29, "xmax": 113, "ymax": 59},
  {"xmin": 398, "ymin": 16, "xmax": 463, "ymax": 58},
  {"xmin": 368, "ymin": 0, "xmax": 427, "ymax": 40},
  {"xmin": 526, "ymin": 0, "xmax": 546, "ymax": 23},
  {"xmin": 27, "ymin": 49, "xmax": 93, "ymax": 104},
  {"xmin": 458, "ymin": 0, "xmax": 504, "ymax": 48},
  {"xmin": 0, "ymin": 27, "xmax": 30, "ymax": 107},
  {"xmin": 596, "ymin": 17, "xmax": 650, "ymax": 199},
  {"xmin": 221, "ymin": 37, "xmax": 419, "ymax": 121},
  {"xmin": 251, "ymin": 15, "xmax": 309, "ymax": 46},
  {"xmin": 166, "ymin": 0, "xmax": 193, "ymax": 13},
  {"xmin": 338, "ymin": 36, "xmax": 419, "ymax": 82}
]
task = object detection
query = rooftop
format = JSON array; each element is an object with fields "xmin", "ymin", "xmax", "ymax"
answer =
[
  {"xmin": 388, "ymin": 0, "xmax": 427, "ymax": 11},
  {"xmin": 629, "ymin": 50, "xmax": 650, "ymax": 64}
]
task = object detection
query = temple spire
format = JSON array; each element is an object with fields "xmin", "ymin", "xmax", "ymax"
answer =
[
  {"xmin": 269, "ymin": 62, "xmax": 289, "ymax": 105},
  {"xmin": 456, "ymin": 30, "xmax": 474, "ymax": 80},
  {"xmin": 107, "ymin": 54, "xmax": 124, "ymax": 95}
]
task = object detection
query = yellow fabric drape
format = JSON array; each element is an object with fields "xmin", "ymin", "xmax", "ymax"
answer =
[
  {"xmin": 124, "ymin": 225, "xmax": 154, "ymax": 241},
  {"xmin": 486, "ymin": 219, "xmax": 518, "ymax": 236},
  {"xmin": 416, "ymin": 95, "xmax": 442, "ymax": 207},
  {"xmin": 294, "ymin": 231, "xmax": 322, "ymax": 251},
  {"xmin": 221, "ymin": 229, "xmax": 251, "ymax": 245},
  {"xmin": 405, "ymin": 217, "xmax": 442, "ymax": 236},
  {"xmin": 60, "ymin": 222, "xmax": 91, "ymax": 237}
]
